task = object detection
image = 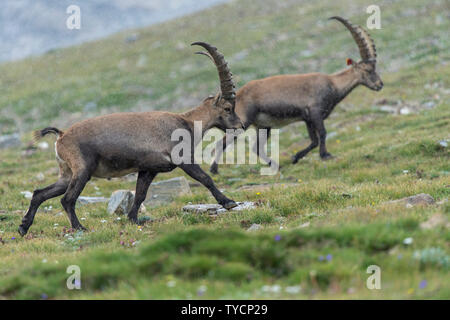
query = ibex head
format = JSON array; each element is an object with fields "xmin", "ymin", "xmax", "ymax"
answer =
[
  {"xmin": 330, "ymin": 16, "xmax": 383, "ymax": 91},
  {"xmin": 192, "ymin": 42, "xmax": 244, "ymax": 131}
]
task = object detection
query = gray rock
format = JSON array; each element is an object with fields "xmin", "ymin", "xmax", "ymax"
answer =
[
  {"xmin": 125, "ymin": 33, "xmax": 139, "ymax": 43},
  {"xmin": 144, "ymin": 177, "xmax": 191, "ymax": 207},
  {"xmin": 20, "ymin": 191, "xmax": 33, "ymax": 199},
  {"xmin": 387, "ymin": 193, "xmax": 435, "ymax": 206},
  {"xmin": 83, "ymin": 101, "xmax": 97, "ymax": 112},
  {"xmin": 379, "ymin": 105, "xmax": 398, "ymax": 114},
  {"xmin": 422, "ymin": 101, "xmax": 436, "ymax": 109},
  {"xmin": 327, "ymin": 131, "xmax": 338, "ymax": 139},
  {"xmin": 78, "ymin": 196, "xmax": 109, "ymax": 205},
  {"xmin": 37, "ymin": 141, "xmax": 49, "ymax": 150},
  {"xmin": 0, "ymin": 133, "xmax": 21, "ymax": 149},
  {"xmin": 247, "ymin": 224, "xmax": 262, "ymax": 232},
  {"xmin": 299, "ymin": 222, "xmax": 310, "ymax": 228},
  {"xmin": 183, "ymin": 203, "xmax": 224, "ymax": 214},
  {"xmin": 399, "ymin": 106, "xmax": 412, "ymax": 115},
  {"xmin": 107, "ymin": 190, "xmax": 134, "ymax": 215},
  {"xmin": 182, "ymin": 201, "xmax": 256, "ymax": 215}
]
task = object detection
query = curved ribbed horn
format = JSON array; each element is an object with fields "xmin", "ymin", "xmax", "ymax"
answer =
[
  {"xmin": 191, "ymin": 42, "xmax": 236, "ymax": 102},
  {"xmin": 329, "ymin": 16, "xmax": 377, "ymax": 62}
]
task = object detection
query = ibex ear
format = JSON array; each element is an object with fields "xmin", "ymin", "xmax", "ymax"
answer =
[{"xmin": 346, "ymin": 58, "xmax": 354, "ymax": 66}]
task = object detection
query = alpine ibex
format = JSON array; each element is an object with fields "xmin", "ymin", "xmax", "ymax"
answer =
[
  {"xmin": 19, "ymin": 42, "xmax": 243, "ymax": 236},
  {"xmin": 210, "ymin": 16, "xmax": 383, "ymax": 174}
]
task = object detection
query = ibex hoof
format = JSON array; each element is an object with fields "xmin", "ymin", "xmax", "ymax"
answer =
[
  {"xmin": 210, "ymin": 163, "xmax": 219, "ymax": 175},
  {"xmin": 291, "ymin": 155, "xmax": 299, "ymax": 164},
  {"xmin": 18, "ymin": 225, "xmax": 28, "ymax": 237},
  {"xmin": 320, "ymin": 153, "xmax": 334, "ymax": 160},
  {"xmin": 222, "ymin": 201, "xmax": 238, "ymax": 210},
  {"xmin": 74, "ymin": 224, "xmax": 88, "ymax": 232}
]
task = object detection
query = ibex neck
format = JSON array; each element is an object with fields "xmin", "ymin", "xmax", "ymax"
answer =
[
  {"xmin": 330, "ymin": 68, "xmax": 360, "ymax": 101},
  {"xmin": 181, "ymin": 103, "xmax": 215, "ymax": 136}
]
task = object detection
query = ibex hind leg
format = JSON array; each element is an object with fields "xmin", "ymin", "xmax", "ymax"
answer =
[
  {"xmin": 180, "ymin": 163, "xmax": 237, "ymax": 209},
  {"xmin": 18, "ymin": 178, "xmax": 70, "ymax": 236},
  {"xmin": 60, "ymin": 161, "xmax": 94, "ymax": 231}
]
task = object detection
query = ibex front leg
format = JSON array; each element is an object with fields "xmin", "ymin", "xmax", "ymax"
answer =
[
  {"xmin": 292, "ymin": 122, "xmax": 319, "ymax": 164},
  {"xmin": 179, "ymin": 164, "xmax": 237, "ymax": 209},
  {"xmin": 252, "ymin": 127, "xmax": 273, "ymax": 165},
  {"xmin": 313, "ymin": 115, "xmax": 333, "ymax": 159},
  {"xmin": 128, "ymin": 171, "xmax": 156, "ymax": 224},
  {"xmin": 210, "ymin": 132, "xmax": 238, "ymax": 175}
]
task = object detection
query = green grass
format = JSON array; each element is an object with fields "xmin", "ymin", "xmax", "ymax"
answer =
[{"xmin": 0, "ymin": 0, "xmax": 449, "ymax": 299}]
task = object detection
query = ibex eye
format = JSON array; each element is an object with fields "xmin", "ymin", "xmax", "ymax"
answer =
[{"xmin": 224, "ymin": 108, "xmax": 231, "ymax": 113}]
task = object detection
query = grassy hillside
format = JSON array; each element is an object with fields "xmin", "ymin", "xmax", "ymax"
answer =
[{"xmin": 0, "ymin": 0, "xmax": 449, "ymax": 299}]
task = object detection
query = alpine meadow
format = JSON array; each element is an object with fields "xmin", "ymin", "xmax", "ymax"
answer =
[{"xmin": 0, "ymin": 0, "xmax": 449, "ymax": 299}]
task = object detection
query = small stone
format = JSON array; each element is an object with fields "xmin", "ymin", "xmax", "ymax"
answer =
[
  {"xmin": 403, "ymin": 237, "xmax": 413, "ymax": 245},
  {"xmin": 285, "ymin": 285, "xmax": 301, "ymax": 294},
  {"xmin": 77, "ymin": 196, "xmax": 109, "ymax": 205},
  {"xmin": 107, "ymin": 190, "xmax": 134, "ymax": 215},
  {"xmin": 83, "ymin": 101, "xmax": 97, "ymax": 112},
  {"xmin": 182, "ymin": 202, "xmax": 256, "ymax": 215},
  {"xmin": 247, "ymin": 224, "xmax": 262, "ymax": 232},
  {"xmin": 400, "ymin": 107, "xmax": 411, "ymax": 115},
  {"xmin": 299, "ymin": 222, "xmax": 310, "ymax": 228},
  {"xmin": 21, "ymin": 191, "xmax": 33, "ymax": 199},
  {"xmin": 125, "ymin": 33, "xmax": 139, "ymax": 43},
  {"xmin": 386, "ymin": 193, "xmax": 435, "ymax": 207},
  {"xmin": 37, "ymin": 141, "xmax": 49, "ymax": 150},
  {"xmin": 422, "ymin": 101, "xmax": 436, "ymax": 109},
  {"xmin": 0, "ymin": 133, "xmax": 21, "ymax": 149},
  {"xmin": 379, "ymin": 105, "xmax": 398, "ymax": 114}
]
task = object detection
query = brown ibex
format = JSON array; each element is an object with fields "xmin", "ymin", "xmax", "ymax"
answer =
[
  {"xmin": 19, "ymin": 42, "xmax": 243, "ymax": 236},
  {"xmin": 210, "ymin": 16, "xmax": 383, "ymax": 174}
]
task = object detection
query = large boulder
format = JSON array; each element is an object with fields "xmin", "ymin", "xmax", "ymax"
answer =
[{"xmin": 144, "ymin": 176, "xmax": 191, "ymax": 207}]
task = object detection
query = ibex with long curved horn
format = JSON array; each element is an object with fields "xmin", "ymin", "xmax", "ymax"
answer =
[
  {"xmin": 19, "ymin": 42, "xmax": 243, "ymax": 236},
  {"xmin": 210, "ymin": 16, "xmax": 383, "ymax": 174}
]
